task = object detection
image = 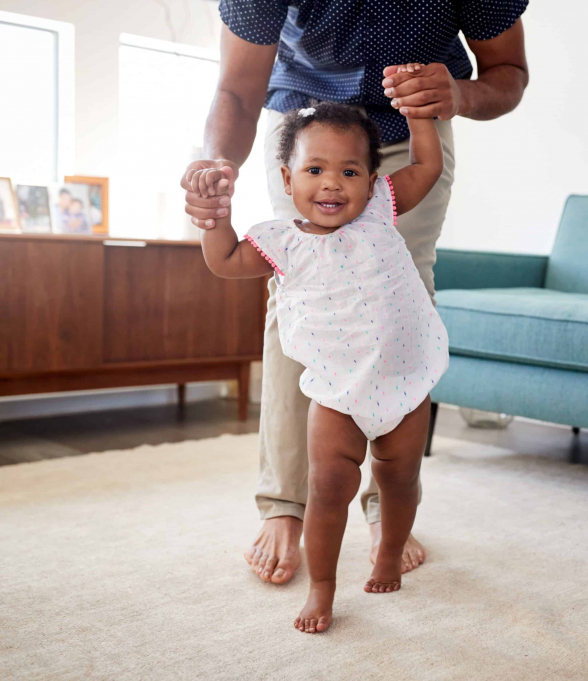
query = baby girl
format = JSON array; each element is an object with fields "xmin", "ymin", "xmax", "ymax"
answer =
[{"xmin": 198, "ymin": 93, "xmax": 449, "ymax": 634}]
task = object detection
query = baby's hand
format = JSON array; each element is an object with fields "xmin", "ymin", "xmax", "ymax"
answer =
[
  {"xmin": 190, "ymin": 166, "xmax": 232, "ymax": 198},
  {"xmin": 396, "ymin": 63, "xmax": 424, "ymax": 75}
]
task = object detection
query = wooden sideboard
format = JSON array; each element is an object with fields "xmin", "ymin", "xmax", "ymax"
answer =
[{"xmin": 0, "ymin": 233, "xmax": 268, "ymax": 419}]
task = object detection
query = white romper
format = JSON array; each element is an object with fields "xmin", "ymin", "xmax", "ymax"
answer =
[{"xmin": 245, "ymin": 176, "xmax": 449, "ymax": 440}]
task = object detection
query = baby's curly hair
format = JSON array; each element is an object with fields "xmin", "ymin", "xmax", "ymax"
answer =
[{"xmin": 277, "ymin": 100, "xmax": 383, "ymax": 173}]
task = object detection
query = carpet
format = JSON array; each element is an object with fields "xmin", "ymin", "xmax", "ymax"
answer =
[{"xmin": 1, "ymin": 433, "xmax": 586, "ymax": 680}]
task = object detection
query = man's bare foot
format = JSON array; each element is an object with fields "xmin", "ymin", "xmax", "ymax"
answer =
[
  {"xmin": 244, "ymin": 516, "xmax": 302, "ymax": 584},
  {"xmin": 369, "ymin": 522, "xmax": 426, "ymax": 573},
  {"xmin": 364, "ymin": 549, "xmax": 402, "ymax": 594},
  {"xmin": 294, "ymin": 580, "xmax": 335, "ymax": 633}
]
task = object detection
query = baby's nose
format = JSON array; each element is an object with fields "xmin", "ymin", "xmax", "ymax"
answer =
[{"xmin": 321, "ymin": 175, "xmax": 341, "ymax": 190}]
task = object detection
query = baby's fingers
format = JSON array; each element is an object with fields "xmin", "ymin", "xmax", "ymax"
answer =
[
  {"xmin": 195, "ymin": 168, "xmax": 224, "ymax": 197},
  {"xmin": 398, "ymin": 63, "xmax": 423, "ymax": 74}
]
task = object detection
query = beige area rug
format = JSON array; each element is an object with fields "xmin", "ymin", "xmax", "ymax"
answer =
[{"xmin": 1, "ymin": 433, "xmax": 587, "ymax": 681}]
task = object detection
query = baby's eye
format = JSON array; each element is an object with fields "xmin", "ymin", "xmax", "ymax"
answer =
[
  {"xmin": 343, "ymin": 169, "xmax": 357, "ymax": 177},
  {"xmin": 308, "ymin": 167, "xmax": 322, "ymax": 175}
]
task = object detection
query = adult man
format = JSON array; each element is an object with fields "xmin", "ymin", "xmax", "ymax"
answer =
[{"xmin": 182, "ymin": 0, "xmax": 529, "ymax": 585}]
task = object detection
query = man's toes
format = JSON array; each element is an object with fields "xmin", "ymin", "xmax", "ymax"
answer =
[
  {"xmin": 270, "ymin": 564, "xmax": 293, "ymax": 584},
  {"xmin": 244, "ymin": 546, "xmax": 256, "ymax": 565},
  {"xmin": 256, "ymin": 554, "xmax": 268, "ymax": 576},
  {"xmin": 250, "ymin": 549, "xmax": 263, "ymax": 571},
  {"xmin": 261, "ymin": 557, "xmax": 278, "ymax": 581},
  {"xmin": 316, "ymin": 617, "xmax": 330, "ymax": 632}
]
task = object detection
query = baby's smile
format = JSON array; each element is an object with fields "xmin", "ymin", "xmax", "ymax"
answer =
[{"xmin": 314, "ymin": 199, "xmax": 346, "ymax": 215}]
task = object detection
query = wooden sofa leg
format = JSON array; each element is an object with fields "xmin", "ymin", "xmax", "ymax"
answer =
[
  {"xmin": 424, "ymin": 401, "xmax": 439, "ymax": 458},
  {"xmin": 572, "ymin": 427, "xmax": 580, "ymax": 436}
]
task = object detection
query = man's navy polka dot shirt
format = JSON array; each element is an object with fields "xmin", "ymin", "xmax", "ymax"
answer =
[{"xmin": 219, "ymin": 0, "xmax": 528, "ymax": 143}]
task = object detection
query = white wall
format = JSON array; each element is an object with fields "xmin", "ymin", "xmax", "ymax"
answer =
[{"xmin": 440, "ymin": 0, "xmax": 588, "ymax": 254}]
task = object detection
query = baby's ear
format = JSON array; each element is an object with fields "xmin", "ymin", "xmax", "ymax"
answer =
[
  {"xmin": 367, "ymin": 171, "xmax": 379, "ymax": 198},
  {"xmin": 280, "ymin": 165, "xmax": 292, "ymax": 196}
]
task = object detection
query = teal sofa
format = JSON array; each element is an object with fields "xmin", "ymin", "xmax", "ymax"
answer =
[{"xmin": 426, "ymin": 195, "xmax": 588, "ymax": 458}]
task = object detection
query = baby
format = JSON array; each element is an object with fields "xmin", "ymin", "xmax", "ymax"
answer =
[{"xmin": 198, "ymin": 91, "xmax": 449, "ymax": 634}]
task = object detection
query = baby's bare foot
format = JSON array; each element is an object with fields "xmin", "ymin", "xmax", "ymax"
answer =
[
  {"xmin": 294, "ymin": 581, "xmax": 335, "ymax": 633},
  {"xmin": 364, "ymin": 549, "xmax": 403, "ymax": 594}
]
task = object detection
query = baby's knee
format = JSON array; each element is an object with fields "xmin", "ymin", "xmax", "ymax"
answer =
[
  {"xmin": 371, "ymin": 450, "xmax": 421, "ymax": 486},
  {"xmin": 309, "ymin": 462, "xmax": 359, "ymax": 507}
]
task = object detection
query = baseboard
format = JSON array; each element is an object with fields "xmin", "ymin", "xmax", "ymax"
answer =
[{"xmin": 0, "ymin": 382, "xmax": 227, "ymax": 422}]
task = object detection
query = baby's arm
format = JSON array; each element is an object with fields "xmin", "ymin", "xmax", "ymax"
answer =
[
  {"xmin": 197, "ymin": 167, "xmax": 274, "ymax": 279},
  {"xmin": 387, "ymin": 67, "xmax": 444, "ymax": 216}
]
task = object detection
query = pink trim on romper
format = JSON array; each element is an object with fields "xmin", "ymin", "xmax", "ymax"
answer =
[
  {"xmin": 244, "ymin": 234, "xmax": 285, "ymax": 276},
  {"xmin": 384, "ymin": 175, "xmax": 398, "ymax": 227}
]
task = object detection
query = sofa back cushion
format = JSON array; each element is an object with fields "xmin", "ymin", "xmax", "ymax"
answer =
[{"xmin": 545, "ymin": 195, "xmax": 588, "ymax": 294}]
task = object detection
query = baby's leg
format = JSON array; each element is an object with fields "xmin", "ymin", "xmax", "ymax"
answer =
[
  {"xmin": 365, "ymin": 395, "xmax": 431, "ymax": 593},
  {"xmin": 294, "ymin": 400, "xmax": 367, "ymax": 634}
]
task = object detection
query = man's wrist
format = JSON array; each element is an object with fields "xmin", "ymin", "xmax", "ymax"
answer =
[{"xmin": 456, "ymin": 80, "xmax": 475, "ymax": 118}]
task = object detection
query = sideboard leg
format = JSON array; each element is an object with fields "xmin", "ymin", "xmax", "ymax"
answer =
[
  {"xmin": 238, "ymin": 363, "xmax": 250, "ymax": 421},
  {"xmin": 177, "ymin": 383, "xmax": 186, "ymax": 409}
]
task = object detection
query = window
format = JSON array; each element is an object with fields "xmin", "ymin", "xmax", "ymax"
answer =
[
  {"xmin": 0, "ymin": 11, "xmax": 74, "ymax": 183},
  {"xmin": 117, "ymin": 34, "xmax": 273, "ymax": 240}
]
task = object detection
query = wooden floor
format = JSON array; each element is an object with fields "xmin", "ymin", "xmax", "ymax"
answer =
[{"xmin": 0, "ymin": 399, "xmax": 585, "ymax": 467}]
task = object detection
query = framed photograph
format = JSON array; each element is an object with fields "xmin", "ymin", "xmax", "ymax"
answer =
[
  {"xmin": 51, "ymin": 182, "xmax": 92, "ymax": 235},
  {"xmin": 63, "ymin": 176, "xmax": 109, "ymax": 234},
  {"xmin": 0, "ymin": 177, "xmax": 20, "ymax": 231},
  {"xmin": 15, "ymin": 185, "xmax": 52, "ymax": 233}
]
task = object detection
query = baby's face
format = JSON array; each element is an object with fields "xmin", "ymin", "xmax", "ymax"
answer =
[{"xmin": 281, "ymin": 123, "xmax": 378, "ymax": 229}]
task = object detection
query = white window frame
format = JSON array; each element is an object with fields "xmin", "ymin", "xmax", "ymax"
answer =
[
  {"xmin": 120, "ymin": 32, "xmax": 219, "ymax": 64},
  {"xmin": 0, "ymin": 10, "xmax": 75, "ymax": 180}
]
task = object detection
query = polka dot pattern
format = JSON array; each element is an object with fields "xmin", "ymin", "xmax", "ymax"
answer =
[
  {"xmin": 244, "ymin": 177, "xmax": 450, "ymax": 440},
  {"xmin": 219, "ymin": 0, "xmax": 528, "ymax": 143}
]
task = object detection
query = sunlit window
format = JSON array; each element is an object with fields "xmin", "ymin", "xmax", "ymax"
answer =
[
  {"xmin": 0, "ymin": 11, "xmax": 74, "ymax": 183},
  {"xmin": 117, "ymin": 34, "xmax": 273, "ymax": 240}
]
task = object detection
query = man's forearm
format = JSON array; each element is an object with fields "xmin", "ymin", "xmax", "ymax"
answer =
[
  {"xmin": 204, "ymin": 89, "xmax": 259, "ymax": 167},
  {"xmin": 457, "ymin": 64, "xmax": 528, "ymax": 121}
]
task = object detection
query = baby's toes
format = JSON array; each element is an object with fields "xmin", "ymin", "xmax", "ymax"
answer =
[
  {"xmin": 308, "ymin": 618, "xmax": 318, "ymax": 633},
  {"xmin": 294, "ymin": 616, "xmax": 301, "ymax": 630},
  {"xmin": 316, "ymin": 616, "xmax": 330, "ymax": 633}
]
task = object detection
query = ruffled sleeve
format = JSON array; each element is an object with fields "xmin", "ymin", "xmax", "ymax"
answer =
[{"xmin": 244, "ymin": 220, "xmax": 291, "ymax": 277}]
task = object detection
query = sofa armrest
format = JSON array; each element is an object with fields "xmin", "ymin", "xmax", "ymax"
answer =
[{"xmin": 433, "ymin": 249, "xmax": 549, "ymax": 291}]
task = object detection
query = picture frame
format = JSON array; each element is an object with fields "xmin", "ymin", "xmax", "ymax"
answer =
[
  {"xmin": 0, "ymin": 177, "xmax": 20, "ymax": 231},
  {"xmin": 63, "ymin": 176, "xmax": 109, "ymax": 234},
  {"xmin": 15, "ymin": 184, "xmax": 52, "ymax": 233}
]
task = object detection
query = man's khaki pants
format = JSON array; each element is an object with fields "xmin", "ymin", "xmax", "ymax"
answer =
[{"xmin": 256, "ymin": 109, "xmax": 455, "ymax": 524}]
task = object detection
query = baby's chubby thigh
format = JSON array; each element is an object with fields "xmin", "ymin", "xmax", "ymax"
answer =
[{"xmin": 306, "ymin": 400, "xmax": 368, "ymax": 506}]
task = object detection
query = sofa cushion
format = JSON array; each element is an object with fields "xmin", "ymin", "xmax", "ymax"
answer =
[{"xmin": 435, "ymin": 287, "xmax": 588, "ymax": 372}]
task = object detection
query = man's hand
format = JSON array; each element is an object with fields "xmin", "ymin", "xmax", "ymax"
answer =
[
  {"xmin": 382, "ymin": 63, "xmax": 462, "ymax": 120},
  {"xmin": 181, "ymin": 159, "xmax": 239, "ymax": 229}
]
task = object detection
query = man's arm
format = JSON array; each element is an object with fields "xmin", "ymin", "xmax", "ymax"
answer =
[
  {"xmin": 458, "ymin": 18, "xmax": 528, "ymax": 120},
  {"xmin": 382, "ymin": 18, "xmax": 528, "ymax": 122},
  {"xmin": 182, "ymin": 25, "xmax": 278, "ymax": 226},
  {"xmin": 204, "ymin": 24, "xmax": 277, "ymax": 167}
]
